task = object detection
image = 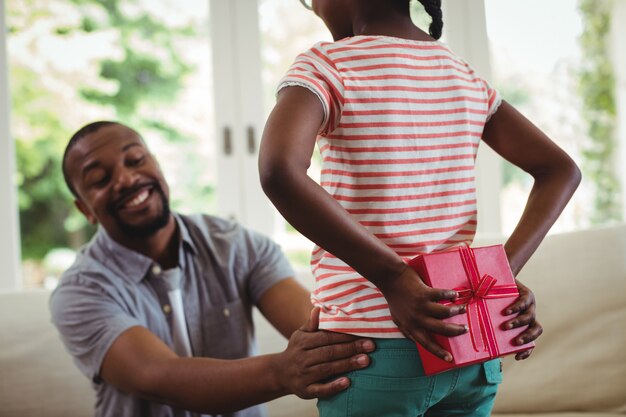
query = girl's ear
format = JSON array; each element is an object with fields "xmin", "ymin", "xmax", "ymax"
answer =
[{"xmin": 75, "ymin": 199, "xmax": 98, "ymax": 225}]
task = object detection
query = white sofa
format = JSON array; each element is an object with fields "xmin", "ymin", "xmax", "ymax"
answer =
[{"xmin": 1, "ymin": 225, "xmax": 625, "ymax": 417}]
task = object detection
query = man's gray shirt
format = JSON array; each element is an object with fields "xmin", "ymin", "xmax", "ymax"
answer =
[{"xmin": 50, "ymin": 213, "xmax": 294, "ymax": 417}]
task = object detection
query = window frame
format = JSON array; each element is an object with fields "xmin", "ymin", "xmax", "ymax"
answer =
[
  {"xmin": 0, "ymin": 0, "xmax": 22, "ymax": 290},
  {"xmin": 442, "ymin": 0, "xmax": 502, "ymax": 235},
  {"xmin": 612, "ymin": 1, "xmax": 626, "ymax": 218},
  {"xmin": 209, "ymin": 0, "xmax": 278, "ymax": 238}
]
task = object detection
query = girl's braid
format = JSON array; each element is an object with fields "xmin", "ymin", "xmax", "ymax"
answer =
[{"xmin": 417, "ymin": 0, "xmax": 443, "ymax": 39}]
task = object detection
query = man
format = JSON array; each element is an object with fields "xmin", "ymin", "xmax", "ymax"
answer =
[{"xmin": 50, "ymin": 121, "xmax": 374, "ymax": 417}]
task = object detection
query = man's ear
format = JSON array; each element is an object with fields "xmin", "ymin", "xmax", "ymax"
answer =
[{"xmin": 75, "ymin": 199, "xmax": 98, "ymax": 225}]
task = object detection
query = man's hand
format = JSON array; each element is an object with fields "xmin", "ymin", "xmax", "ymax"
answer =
[
  {"xmin": 379, "ymin": 266, "xmax": 468, "ymax": 362},
  {"xmin": 275, "ymin": 307, "xmax": 375, "ymax": 399},
  {"xmin": 503, "ymin": 279, "xmax": 543, "ymax": 360},
  {"xmin": 99, "ymin": 315, "xmax": 373, "ymax": 413}
]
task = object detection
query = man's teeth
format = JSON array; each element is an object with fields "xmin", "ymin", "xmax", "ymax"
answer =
[{"xmin": 125, "ymin": 190, "xmax": 150, "ymax": 208}]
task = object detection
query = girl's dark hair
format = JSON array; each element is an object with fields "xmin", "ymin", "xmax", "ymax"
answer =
[{"xmin": 417, "ymin": 0, "xmax": 443, "ymax": 40}]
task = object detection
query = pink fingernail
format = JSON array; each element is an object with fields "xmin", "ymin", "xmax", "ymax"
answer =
[{"xmin": 362, "ymin": 340, "xmax": 375, "ymax": 351}]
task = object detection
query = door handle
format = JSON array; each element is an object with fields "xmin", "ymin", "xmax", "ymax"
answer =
[
  {"xmin": 223, "ymin": 126, "xmax": 232, "ymax": 155},
  {"xmin": 247, "ymin": 126, "xmax": 256, "ymax": 154}
]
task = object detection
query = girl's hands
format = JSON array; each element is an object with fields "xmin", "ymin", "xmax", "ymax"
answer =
[
  {"xmin": 382, "ymin": 268, "xmax": 542, "ymax": 362},
  {"xmin": 503, "ymin": 279, "xmax": 543, "ymax": 360},
  {"xmin": 378, "ymin": 266, "xmax": 469, "ymax": 362}
]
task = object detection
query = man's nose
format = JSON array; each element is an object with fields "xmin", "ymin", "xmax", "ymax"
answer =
[{"xmin": 113, "ymin": 168, "xmax": 138, "ymax": 192}]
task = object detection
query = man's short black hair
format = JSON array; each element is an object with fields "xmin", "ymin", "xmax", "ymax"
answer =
[{"xmin": 62, "ymin": 121, "xmax": 120, "ymax": 198}]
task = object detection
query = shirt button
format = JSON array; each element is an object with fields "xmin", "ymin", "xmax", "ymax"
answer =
[
  {"xmin": 163, "ymin": 304, "xmax": 172, "ymax": 314},
  {"xmin": 223, "ymin": 308, "xmax": 230, "ymax": 317},
  {"xmin": 152, "ymin": 265, "xmax": 162, "ymax": 275}
]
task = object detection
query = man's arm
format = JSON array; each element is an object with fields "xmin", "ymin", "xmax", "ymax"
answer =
[
  {"xmin": 100, "ymin": 310, "xmax": 374, "ymax": 415},
  {"xmin": 257, "ymin": 277, "xmax": 312, "ymax": 338}
]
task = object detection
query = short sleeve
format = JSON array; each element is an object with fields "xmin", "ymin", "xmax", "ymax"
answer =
[
  {"xmin": 277, "ymin": 43, "xmax": 345, "ymax": 135},
  {"xmin": 482, "ymin": 78, "xmax": 502, "ymax": 121},
  {"xmin": 235, "ymin": 227, "xmax": 295, "ymax": 306},
  {"xmin": 49, "ymin": 279, "xmax": 141, "ymax": 382},
  {"xmin": 459, "ymin": 57, "xmax": 502, "ymax": 122}
]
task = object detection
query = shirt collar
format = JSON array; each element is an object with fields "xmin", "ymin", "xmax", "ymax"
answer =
[
  {"xmin": 95, "ymin": 213, "xmax": 196, "ymax": 284},
  {"xmin": 175, "ymin": 213, "xmax": 198, "ymax": 256}
]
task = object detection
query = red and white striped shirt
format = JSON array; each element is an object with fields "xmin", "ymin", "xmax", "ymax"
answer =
[{"xmin": 278, "ymin": 35, "xmax": 502, "ymax": 338}]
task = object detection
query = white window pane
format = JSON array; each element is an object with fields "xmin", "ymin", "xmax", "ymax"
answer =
[
  {"xmin": 7, "ymin": 0, "xmax": 215, "ymax": 288},
  {"xmin": 485, "ymin": 0, "xmax": 605, "ymax": 234}
]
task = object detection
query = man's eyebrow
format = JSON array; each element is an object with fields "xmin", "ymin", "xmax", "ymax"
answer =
[
  {"xmin": 122, "ymin": 142, "xmax": 142, "ymax": 152},
  {"xmin": 80, "ymin": 141, "xmax": 142, "ymax": 179},
  {"xmin": 81, "ymin": 160, "xmax": 101, "ymax": 177}
]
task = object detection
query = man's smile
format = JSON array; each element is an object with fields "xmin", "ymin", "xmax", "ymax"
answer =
[
  {"xmin": 115, "ymin": 184, "xmax": 158, "ymax": 212},
  {"xmin": 123, "ymin": 188, "xmax": 151, "ymax": 208}
]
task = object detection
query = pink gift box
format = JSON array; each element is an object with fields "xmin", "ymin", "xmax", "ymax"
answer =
[{"xmin": 408, "ymin": 244, "xmax": 535, "ymax": 375}]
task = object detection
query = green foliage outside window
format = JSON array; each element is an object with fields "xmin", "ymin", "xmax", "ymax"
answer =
[
  {"xmin": 496, "ymin": 81, "xmax": 531, "ymax": 188},
  {"xmin": 578, "ymin": 0, "xmax": 621, "ymax": 224},
  {"xmin": 9, "ymin": 0, "xmax": 197, "ymax": 260}
]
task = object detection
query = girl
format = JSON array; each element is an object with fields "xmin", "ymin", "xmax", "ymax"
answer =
[{"xmin": 260, "ymin": 0, "xmax": 580, "ymax": 415}]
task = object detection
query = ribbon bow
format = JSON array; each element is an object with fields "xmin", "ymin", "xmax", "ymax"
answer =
[{"xmin": 441, "ymin": 245, "xmax": 518, "ymax": 357}]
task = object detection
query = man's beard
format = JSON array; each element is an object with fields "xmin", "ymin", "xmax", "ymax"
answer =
[{"xmin": 108, "ymin": 184, "xmax": 171, "ymax": 238}]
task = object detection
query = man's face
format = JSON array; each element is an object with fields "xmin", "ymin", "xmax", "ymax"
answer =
[{"xmin": 66, "ymin": 124, "xmax": 172, "ymax": 240}]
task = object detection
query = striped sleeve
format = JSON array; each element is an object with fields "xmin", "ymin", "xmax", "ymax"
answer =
[
  {"xmin": 483, "ymin": 78, "xmax": 502, "ymax": 121},
  {"xmin": 458, "ymin": 58, "xmax": 502, "ymax": 122},
  {"xmin": 277, "ymin": 43, "xmax": 345, "ymax": 135}
]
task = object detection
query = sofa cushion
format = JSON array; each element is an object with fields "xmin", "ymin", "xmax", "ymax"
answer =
[
  {"xmin": 3, "ymin": 224, "xmax": 624, "ymax": 417},
  {"xmin": 484, "ymin": 225, "xmax": 626, "ymax": 414},
  {"xmin": 495, "ymin": 414, "xmax": 625, "ymax": 417},
  {"xmin": 0, "ymin": 289, "xmax": 95, "ymax": 417}
]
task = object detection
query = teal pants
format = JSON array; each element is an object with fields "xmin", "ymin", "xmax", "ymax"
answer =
[{"xmin": 317, "ymin": 338, "xmax": 502, "ymax": 417}]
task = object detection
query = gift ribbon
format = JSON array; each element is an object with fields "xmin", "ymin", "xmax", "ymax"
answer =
[{"xmin": 441, "ymin": 245, "xmax": 519, "ymax": 358}]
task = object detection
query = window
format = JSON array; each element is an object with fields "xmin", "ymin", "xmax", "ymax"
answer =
[
  {"xmin": 484, "ymin": 0, "xmax": 622, "ymax": 233},
  {"xmin": 1, "ymin": 0, "xmax": 623, "ymax": 290},
  {"xmin": 6, "ymin": 0, "xmax": 215, "ymax": 288},
  {"xmin": 258, "ymin": 0, "xmax": 330, "ymax": 269}
]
